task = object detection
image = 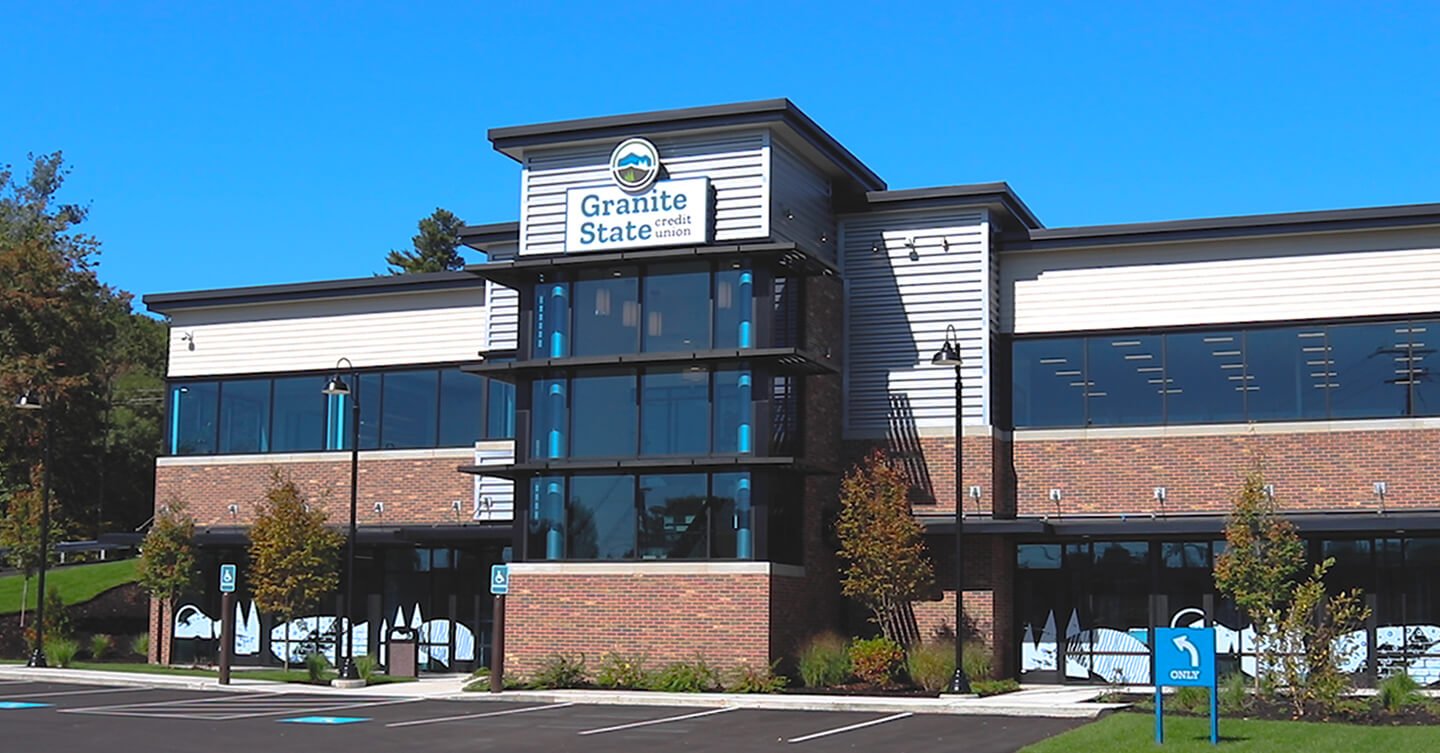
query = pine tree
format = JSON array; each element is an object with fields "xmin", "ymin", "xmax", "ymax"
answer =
[{"xmin": 384, "ymin": 208, "xmax": 467, "ymax": 274}]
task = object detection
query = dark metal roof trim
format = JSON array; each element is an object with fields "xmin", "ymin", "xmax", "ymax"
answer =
[
  {"xmin": 487, "ymin": 98, "xmax": 885, "ymax": 193},
  {"xmin": 398, "ymin": 524, "xmax": 513, "ymax": 541},
  {"xmin": 463, "ymin": 346, "xmax": 837, "ymax": 379},
  {"xmin": 464, "ymin": 242, "xmax": 838, "ymax": 286},
  {"xmin": 918, "ymin": 510, "xmax": 1440, "ymax": 537},
  {"xmin": 192, "ymin": 524, "xmax": 510, "ymax": 545},
  {"xmin": 460, "ymin": 456, "xmax": 830, "ymax": 479},
  {"xmin": 1005, "ymin": 201, "xmax": 1440, "ymax": 252},
  {"xmin": 459, "ymin": 221, "xmax": 520, "ymax": 251},
  {"xmin": 143, "ymin": 271, "xmax": 483, "ymax": 313},
  {"xmin": 862, "ymin": 183, "xmax": 1044, "ymax": 230}
]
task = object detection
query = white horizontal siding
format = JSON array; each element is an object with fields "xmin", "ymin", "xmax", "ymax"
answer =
[
  {"xmin": 166, "ymin": 288, "xmax": 487, "ymax": 377},
  {"xmin": 1003, "ymin": 227, "xmax": 1440, "ymax": 333},
  {"xmin": 769, "ymin": 137, "xmax": 835, "ymax": 261},
  {"xmin": 486, "ymin": 281, "xmax": 519, "ymax": 352},
  {"xmin": 841, "ymin": 210, "xmax": 991, "ymax": 436},
  {"xmin": 471, "ymin": 443, "xmax": 514, "ymax": 522},
  {"xmin": 519, "ymin": 131, "xmax": 769, "ymax": 256}
]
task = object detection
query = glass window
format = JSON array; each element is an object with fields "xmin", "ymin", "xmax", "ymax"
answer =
[
  {"xmin": 1017, "ymin": 543, "xmax": 1062, "ymax": 569},
  {"xmin": 438, "ymin": 370, "xmax": 484, "ymax": 447},
  {"xmin": 641, "ymin": 368, "xmax": 710, "ymax": 455},
  {"xmin": 713, "ymin": 266, "xmax": 754, "ymax": 349},
  {"xmin": 644, "ymin": 262, "xmax": 711, "ymax": 352},
  {"xmin": 573, "ymin": 268, "xmax": 639, "ymax": 356},
  {"xmin": 528, "ymin": 476, "xmax": 566, "ymax": 560},
  {"xmin": 486, "ymin": 379, "xmax": 516, "ymax": 439},
  {"xmin": 356, "ymin": 373, "xmax": 382, "ymax": 450},
  {"xmin": 713, "ymin": 369, "xmax": 752, "ymax": 454},
  {"xmin": 531, "ymin": 378, "xmax": 567, "ymax": 460},
  {"xmin": 218, "ymin": 379, "xmax": 270, "ymax": 453},
  {"xmin": 639, "ymin": 474, "xmax": 709, "ymax": 559},
  {"xmin": 380, "ymin": 370, "xmax": 439, "ymax": 449},
  {"xmin": 170, "ymin": 382, "xmax": 218, "ymax": 454},
  {"xmin": 534, "ymin": 281, "xmax": 571, "ymax": 358},
  {"xmin": 1013, "ymin": 338, "xmax": 1086, "ymax": 428},
  {"xmin": 568, "ymin": 475, "xmax": 636, "ymax": 560},
  {"xmin": 1162, "ymin": 542, "xmax": 1210, "ymax": 569},
  {"xmin": 710, "ymin": 472, "xmax": 752, "ymax": 559},
  {"xmin": 1163, "ymin": 331, "xmax": 1246, "ymax": 424},
  {"xmin": 271, "ymin": 376, "xmax": 326, "ymax": 452},
  {"xmin": 1410, "ymin": 320, "xmax": 1439, "ymax": 417},
  {"xmin": 1328, "ymin": 322, "xmax": 1410, "ymax": 419},
  {"xmin": 1245, "ymin": 326, "xmax": 1329, "ymax": 421},
  {"xmin": 1086, "ymin": 335, "xmax": 1164, "ymax": 426},
  {"xmin": 570, "ymin": 372, "xmax": 637, "ymax": 458}
]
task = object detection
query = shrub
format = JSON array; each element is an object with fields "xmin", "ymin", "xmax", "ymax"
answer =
[
  {"xmin": 1218, "ymin": 672, "xmax": 1248, "ymax": 714},
  {"xmin": 962, "ymin": 643, "xmax": 993, "ymax": 682},
  {"xmin": 797, "ymin": 633, "xmax": 851, "ymax": 688},
  {"xmin": 1173, "ymin": 685, "xmax": 1210, "ymax": 714},
  {"xmin": 43, "ymin": 586, "xmax": 72, "ymax": 640},
  {"xmin": 1378, "ymin": 672, "xmax": 1424, "ymax": 713},
  {"xmin": 724, "ymin": 663, "xmax": 788, "ymax": 693},
  {"xmin": 130, "ymin": 633, "xmax": 149, "ymax": 658},
  {"xmin": 304, "ymin": 652, "xmax": 330, "ymax": 683},
  {"xmin": 848, "ymin": 636, "xmax": 904, "ymax": 685},
  {"xmin": 89, "ymin": 633, "xmax": 115, "ymax": 661},
  {"xmin": 355, "ymin": 654, "xmax": 378, "ymax": 683},
  {"xmin": 529, "ymin": 653, "xmax": 588, "ymax": 689},
  {"xmin": 47, "ymin": 638, "xmax": 80, "ymax": 668},
  {"xmin": 904, "ymin": 641, "xmax": 955, "ymax": 693},
  {"xmin": 972, "ymin": 678, "xmax": 1020, "ymax": 697},
  {"xmin": 647, "ymin": 659, "xmax": 721, "ymax": 693},
  {"xmin": 595, "ymin": 652, "xmax": 650, "ymax": 689}
]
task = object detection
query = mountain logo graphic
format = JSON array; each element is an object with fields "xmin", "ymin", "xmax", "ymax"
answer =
[{"xmin": 609, "ymin": 138, "xmax": 661, "ymax": 193}]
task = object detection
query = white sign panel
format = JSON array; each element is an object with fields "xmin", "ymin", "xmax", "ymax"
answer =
[{"xmin": 564, "ymin": 177, "xmax": 711, "ymax": 254}]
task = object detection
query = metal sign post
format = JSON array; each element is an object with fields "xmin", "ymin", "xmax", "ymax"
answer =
[
  {"xmin": 489, "ymin": 564, "xmax": 509, "ymax": 693},
  {"xmin": 1153, "ymin": 626, "xmax": 1219, "ymax": 745},
  {"xmin": 218, "ymin": 564, "xmax": 237, "ymax": 685}
]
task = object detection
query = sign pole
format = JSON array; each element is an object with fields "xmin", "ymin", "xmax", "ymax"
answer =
[
  {"xmin": 1154, "ymin": 686, "xmax": 1164, "ymax": 744},
  {"xmin": 219, "ymin": 591, "xmax": 233, "ymax": 685},
  {"xmin": 490, "ymin": 594, "xmax": 505, "ymax": 693},
  {"xmin": 1210, "ymin": 677, "xmax": 1219, "ymax": 745}
]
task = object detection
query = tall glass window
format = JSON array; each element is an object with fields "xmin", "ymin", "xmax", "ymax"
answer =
[
  {"xmin": 1085, "ymin": 335, "xmax": 1164, "ymax": 426},
  {"xmin": 271, "ymin": 376, "xmax": 326, "ymax": 452},
  {"xmin": 570, "ymin": 372, "xmax": 637, "ymax": 457},
  {"xmin": 1245, "ymin": 326, "xmax": 1329, "ymax": 421},
  {"xmin": 531, "ymin": 378, "xmax": 568, "ymax": 460},
  {"xmin": 356, "ymin": 373, "xmax": 383, "ymax": 450},
  {"xmin": 713, "ymin": 369, "xmax": 753, "ymax": 453},
  {"xmin": 487, "ymin": 380, "xmax": 516, "ymax": 439},
  {"xmin": 1328, "ymin": 321, "xmax": 1410, "ymax": 419},
  {"xmin": 573, "ymin": 268, "xmax": 639, "ymax": 356},
  {"xmin": 217, "ymin": 379, "xmax": 270, "ymax": 453},
  {"xmin": 1013, "ymin": 338, "xmax": 1086, "ymax": 427},
  {"xmin": 1413, "ymin": 320, "xmax": 1439, "ymax": 417},
  {"xmin": 438, "ymin": 369, "xmax": 484, "ymax": 448},
  {"xmin": 713, "ymin": 266, "xmax": 754, "ymax": 349},
  {"xmin": 568, "ymin": 475, "xmax": 637, "ymax": 560},
  {"xmin": 528, "ymin": 476, "xmax": 566, "ymax": 560},
  {"xmin": 641, "ymin": 368, "xmax": 709, "ymax": 455},
  {"xmin": 380, "ymin": 370, "xmax": 439, "ymax": 449},
  {"xmin": 644, "ymin": 262, "xmax": 711, "ymax": 352},
  {"xmin": 170, "ymin": 382, "xmax": 219, "ymax": 455},
  {"xmin": 638, "ymin": 474, "xmax": 709, "ymax": 559},
  {"xmin": 1163, "ymin": 331, "xmax": 1246, "ymax": 424},
  {"xmin": 710, "ymin": 472, "xmax": 752, "ymax": 558},
  {"xmin": 534, "ymin": 281, "xmax": 571, "ymax": 358}
]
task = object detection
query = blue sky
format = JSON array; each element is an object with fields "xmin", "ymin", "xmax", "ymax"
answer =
[{"xmin": 4, "ymin": 2, "xmax": 1438, "ymax": 305}]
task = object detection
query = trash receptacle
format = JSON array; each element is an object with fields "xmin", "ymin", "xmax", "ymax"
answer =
[{"xmin": 387, "ymin": 628, "xmax": 418, "ymax": 678}]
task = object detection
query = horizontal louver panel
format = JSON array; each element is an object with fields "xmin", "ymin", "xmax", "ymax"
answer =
[{"xmin": 472, "ymin": 444, "xmax": 515, "ymax": 522}]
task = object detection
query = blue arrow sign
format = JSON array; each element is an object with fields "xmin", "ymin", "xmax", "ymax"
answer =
[
  {"xmin": 219, "ymin": 563, "xmax": 237, "ymax": 593},
  {"xmin": 490, "ymin": 564, "xmax": 509, "ymax": 595},
  {"xmin": 1154, "ymin": 626, "xmax": 1216, "ymax": 687}
]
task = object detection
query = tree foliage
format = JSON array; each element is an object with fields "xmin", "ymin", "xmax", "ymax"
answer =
[
  {"xmin": 836, "ymin": 450, "xmax": 935, "ymax": 644},
  {"xmin": 137, "ymin": 497, "xmax": 197, "ymax": 603},
  {"xmin": 384, "ymin": 207, "xmax": 467, "ymax": 274},
  {"xmin": 248, "ymin": 472, "xmax": 343, "ymax": 636},
  {"xmin": 0, "ymin": 465, "xmax": 65, "ymax": 623}
]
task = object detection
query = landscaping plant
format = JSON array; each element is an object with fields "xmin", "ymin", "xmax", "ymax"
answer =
[
  {"xmin": 1378, "ymin": 672, "xmax": 1424, "ymax": 713},
  {"xmin": 904, "ymin": 640, "xmax": 955, "ymax": 693},
  {"xmin": 647, "ymin": 659, "xmax": 721, "ymax": 692},
  {"xmin": 797, "ymin": 633, "xmax": 851, "ymax": 688},
  {"xmin": 1218, "ymin": 671, "xmax": 1249, "ymax": 714},
  {"xmin": 595, "ymin": 652, "xmax": 650, "ymax": 689},
  {"xmin": 136, "ymin": 497, "xmax": 197, "ymax": 664},
  {"xmin": 848, "ymin": 636, "xmax": 904, "ymax": 685},
  {"xmin": 723, "ymin": 663, "xmax": 788, "ymax": 693},
  {"xmin": 304, "ymin": 652, "xmax": 330, "ymax": 683},
  {"xmin": 46, "ymin": 637, "xmax": 79, "ymax": 668},
  {"xmin": 528, "ymin": 652, "xmax": 589, "ymax": 689},
  {"xmin": 130, "ymin": 633, "xmax": 149, "ymax": 658},
  {"xmin": 248, "ymin": 473, "xmax": 342, "ymax": 671},
  {"xmin": 89, "ymin": 633, "xmax": 115, "ymax": 661},
  {"xmin": 971, "ymin": 678, "xmax": 1020, "ymax": 697},
  {"xmin": 354, "ymin": 654, "xmax": 378, "ymax": 684},
  {"xmin": 962, "ymin": 642, "xmax": 993, "ymax": 682}
]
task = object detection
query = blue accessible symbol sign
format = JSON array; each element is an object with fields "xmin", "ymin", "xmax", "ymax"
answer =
[
  {"xmin": 219, "ymin": 563, "xmax": 237, "ymax": 594},
  {"xmin": 1153, "ymin": 626, "xmax": 1219, "ymax": 746},
  {"xmin": 490, "ymin": 564, "xmax": 509, "ymax": 595}
]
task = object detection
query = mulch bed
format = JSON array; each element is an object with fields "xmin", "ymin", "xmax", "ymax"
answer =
[
  {"xmin": 781, "ymin": 682, "xmax": 938, "ymax": 697},
  {"xmin": 1107, "ymin": 693, "xmax": 1440, "ymax": 726}
]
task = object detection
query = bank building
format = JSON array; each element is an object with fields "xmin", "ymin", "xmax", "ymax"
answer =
[{"xmin": 142, "ymin": 99, "xmax": 1440, "ymax": 685}]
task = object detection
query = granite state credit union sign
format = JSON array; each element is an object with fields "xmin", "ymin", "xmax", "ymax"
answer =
[{"xmin": 564, "ymin": 138, "xmax": 711, "ymax": 253}]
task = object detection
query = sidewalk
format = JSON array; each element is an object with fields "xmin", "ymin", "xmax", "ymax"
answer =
[{"xmin": 0, "ymin": 664, "xmax": 1125, "ymax": 718}]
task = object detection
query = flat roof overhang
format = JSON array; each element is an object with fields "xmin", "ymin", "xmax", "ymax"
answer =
[
  {"xmin": 919, "ymin": 510, "xmax": 1440, "ymax": 537},
  {"xmin": 464, "ymin": 346, "xmax": 837, "ymax": 380},
  {"xmin": 192, "ymin": 523, "xmax": 512, "ymax": 546},
  {"xmin": 143, "ymin": 270, "xmax": 482, "ymax": 314},
  {"xmin": 460, "ymin": 455, "xmax": 832, "ymax": 479},
  {"xmin": 464, "ymin": 242, "xmax": 837, "ymax": 289}
]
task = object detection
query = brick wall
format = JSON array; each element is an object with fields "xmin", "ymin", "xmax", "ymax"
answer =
[
  {"xmin": 154, "ymin": 453, "xmax": 474, "ymax": 527},
  {"xmin": 1013, "ymin": 427, "xmax": 1440, "ymax": 516},
  {"xmin": 842, "ymin": 436, "xmax": 1002, "ymax": 515}
]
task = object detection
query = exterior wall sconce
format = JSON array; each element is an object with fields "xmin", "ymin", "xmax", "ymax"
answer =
[
  {"xmin": 1374, "ymin": 481, "xmax": 1388, "ymax": 513},
  {"xmin": 1263, "ymin": 484, "xmax": 1276, "ymax": 500},
  {"xmin": 870, "ymin": 242, "xmax": 882, "ymax": 254},
  {"xmin": 372, "ymin": 502, "xmax": 384, "ymax": 515},
  {"xmin": 226, "ymin": 503, "xmax": 239, "ymax": 516},
  {"xmin": 968, "ymin": 485, "xmax": 982, "ymax": 501},
  {"xmin": 1153, "ymin": 486, "xmax": 1167, "ymax": 518}
]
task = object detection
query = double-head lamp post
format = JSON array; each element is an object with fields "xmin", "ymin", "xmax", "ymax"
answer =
[
  {"xmin": 14, "ymin": 390, "xmax": 51, "ymax": 669},
  {"xmin": 931, "ymin": 325, "xmax": 971, "ymax": 694},
  {"xmin": 322, "ymin": 358, "xmax": 362, "ymax": 683}
]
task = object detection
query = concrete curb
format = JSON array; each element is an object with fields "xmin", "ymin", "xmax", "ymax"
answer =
[{"xmin": 0, "ymin": 666, "xmax": 279, "ymax": 693}]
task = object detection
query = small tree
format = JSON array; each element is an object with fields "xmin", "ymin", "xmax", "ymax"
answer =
[
  {"xmin": 0, "ymin": 470, "xmax": 64, "ymax": 627},
  {"xmin": 1273, "ymin": 561, "xmax": 1369, "ymax": 717},
  {"xmin": 137, "ymin": 497, "xmax": 197, "ymax": 662},
  {"xmin": 384, "ymin": 208, "xmax": 466, "ymax": 274},
  {"xmin": 248, "ymin": 472, "xmax": 342, "ymax": 670},
  {"xmin": 836, "ymin": 450, "xmax": 935, "ymax": 644}
]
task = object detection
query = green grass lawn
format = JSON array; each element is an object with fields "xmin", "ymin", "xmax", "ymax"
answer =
[
  {"xmin": 1021, "ymin": 712, "xmax": 1440, "ymax": 752},
  {"xmin": 0, "ymin": 559, "xmax": 140, "ymax": 615}
]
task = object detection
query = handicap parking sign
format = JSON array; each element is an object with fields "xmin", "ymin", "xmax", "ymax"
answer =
[
  {"xmin": 219, "ymin": 563, "xmax": 237, "ymax": 593},
  {"xmin": 1154, "ymin": 627, "xmax": 1216, "ymax": 688},
  {"xmin": 490, "ymin": 564, "xmax": 509, "ymax": 595}
]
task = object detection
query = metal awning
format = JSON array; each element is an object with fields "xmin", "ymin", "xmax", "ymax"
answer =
[
  {"xmin": 459, "ymin": 455, "xmax": 833, "ymax": 479},
  {"xmin": 191, "ymin": 524, "xmax": 511, "ymax": 546},
  {"xmin": 463, "ymin": 346, "xmax": 836, "ymax": 381},
  {"xmin": 918, "ymin": 510, "xmax": 1440, "ymax": 538},
  {"xmin": 465, "ymin": 242, "xmax": 837, "ymax": 288}
]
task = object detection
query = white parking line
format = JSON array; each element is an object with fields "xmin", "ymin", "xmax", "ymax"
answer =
[
  {"xmin": 786, "ymin": 712, "xmax": 913, "ymax": 744},
  {"xmin": 577, "ymin": 707, "xmax": 737, "ymax": 736},
  {"xmin": 386, "ymin": 702, "xmax": 576, "ymax": 728},
  {"xmin": 63, "ymin": 693, "xmax": 272, "ymax": 712},
  {"xmin": 0, "ymin": 686, "xmax": 154, "ymax": 700},
  {"xmin": 63, "ymin": 695, "xmax": 421, "ymax": 721}
]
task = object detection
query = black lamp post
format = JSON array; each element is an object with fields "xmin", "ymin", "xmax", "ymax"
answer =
[
  {"xmin": 15, "ymin": 390, "xmax": 51, "ymax": 668},
  {"xmin": 931, "ymin": 325, "xmax": 971, "ymax": 694},
  {"xmin": 322, "ymin": 359, "xmax": 362, "ymax": 683}
]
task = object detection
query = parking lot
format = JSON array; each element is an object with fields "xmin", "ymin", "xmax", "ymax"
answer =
[{"xmin": 0, "ymin": 679, "xmax": 1085, "ymax": 752}]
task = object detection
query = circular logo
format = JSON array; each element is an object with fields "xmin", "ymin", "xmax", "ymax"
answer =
[{"xmin": 609, "ymin": 138, "xmax": 661, "ymax": 193}]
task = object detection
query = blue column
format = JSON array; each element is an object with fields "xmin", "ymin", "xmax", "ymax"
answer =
[
  {"xmin": 169, "ymin": 387, "xmax": 182, "ymax": 454},
  {"xmin": 735, "ymin": 476, "xmax": 753, "ymax": 559},
  {"xmin": 544, "ymin": 480, "xmax": 564, "ymax": 560},
  {"xmin": 546, "ymin": 381, "xmax": 565, "ymax": 458},
  {"xmin": 736, "ymin": 372, "xmax": 752, "ymax": 453},
  {"xmin": 737, "ymin": 271, "xmax": 753, "ymax": 347}
]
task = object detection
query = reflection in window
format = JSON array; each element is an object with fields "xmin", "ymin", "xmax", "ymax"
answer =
[
  {"xmin": 218, "ymin": 379, "xmax": 270, "ymax": 453},
  {"xmin": 573, "ymin": 269, "xmax": 639, "ymax": 356},
  {"xmin": 569, "ymin": 475, "xmax": 637, "ymax": 560},
  {"xmin": 1245, "ymin": 327, "xmax": 1328, "ymax": 421},
  {"xmin": 710, "ymin": 472, "xmax": 751, "ymax": 558},
  {"xmin": 534, "ymin": 281, "xmax": 571, "ymax": 358},
  {"xmin": 171, "ymin": 382, "xmax": 219, "ymax": 455},
  {"xmin": 1086, "ymin": 336, "xmax": 1164, "ymax": 426},
  {"xmin": 532, "ymin": 378, "xmax": 567, "ymax": 460},
  {"xmin": 438, "ymin": 370, "xmax": 484, "ymax": 448},
  {"xmin": 1164, "ymin": 331, "xmax": 1246, "ymax": 425},
  {"xmin": 571, "ymin": 372, "xmax": 637, "ymax": 457},
  {"xmin": 529, "ymin": 477, "xmax": 565, "ymax": 560},
  {"xmin": 638, "ymin": 474, "xmax": 709, "ymax": 559},
  {"xmin": 1017, "ymin": 544, "xmax": 1062, "ymax": 569},
  {"xmin": 1328, "ymin": 322, "xmax": 1410, "ymax": 419},
  {"xmin": 644, "ymin": 262, "xmax": 710, "ymax": 352},
  {"xmin": 641, "ymin": 368, "xmax": 709, "ymax": 455},
  {"xmin": 272, "ymin": 376, "xmax": 326, "ymax": 452},
  {"xmin": 381, "ymin": 370, "xmax": 439, "ymax": 449},
  {"xmin": 1013, "ymin": 339, "xmax": 1086, "ymax": 428},
  {"xmin": 713, "ymin": 266, "xmax": 754, "ymax": 349},
  {"xmin": 1162, "ymin": 542, "xmax": 1210, "ymax": 569},
  {"xmin": 487, "ymin": 380, "xmax": 516, "ymax": 439},
  {"xmin": 356, "ymin": 373, "xmax": 382, "ymax": 450},
  {"xmin": 1413, "ymin": 321, "xmax": 1439, "ymax": 417},
  {"xmin": 713, "ymin": 369, "xmax": 753, "ymax": 453}
]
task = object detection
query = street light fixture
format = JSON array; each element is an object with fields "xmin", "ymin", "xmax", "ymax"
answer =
[
  {"xmin": 931, "ymin": 325, "xmax": 971, "ymax": 694},
  {"xmin": 14, "ymin": 390, "xmax": 51, "ymax": 669},
  {"xmin": 321, "ymin": 359, "xmax": 362, "ymax": 684}
]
